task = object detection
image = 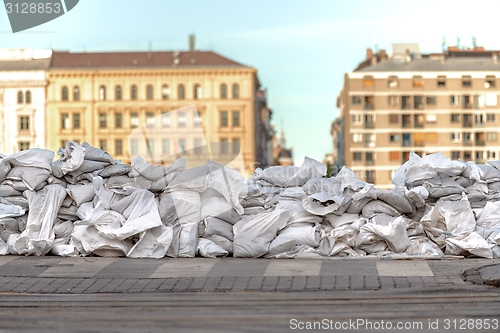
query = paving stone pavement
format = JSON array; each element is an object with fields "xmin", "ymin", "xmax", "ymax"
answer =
[{"xmin": 0, "ymin": 256, "xmax": 496, "ymax": 294}]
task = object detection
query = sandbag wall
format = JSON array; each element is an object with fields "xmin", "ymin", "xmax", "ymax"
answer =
[{"xmin": 0, "ymin": 142, "xmax": 499, "ymax": 259}]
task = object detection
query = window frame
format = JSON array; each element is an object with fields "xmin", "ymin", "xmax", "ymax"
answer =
[{"xmin": 73, "ymin": 86, "xmax": 80, "ymax": 101}]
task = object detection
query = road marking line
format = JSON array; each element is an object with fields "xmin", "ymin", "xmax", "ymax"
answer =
[
  {"xmin": 376, "ymin": 260, "xmax": 434, "ymax": 277},
  {"xmin": 38, "ymin": 258, "xmax": 117, "ymax": 278},
  {"xmin": 264, "ymin": 260, "xmax": 321, "ymax": 276},
  {"xmin": 150, "ymin": 258, "xmax": 217, "ymax": 278}
]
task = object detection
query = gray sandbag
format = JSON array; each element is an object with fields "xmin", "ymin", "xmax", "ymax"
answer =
[
  {"xmin": 67, "ymin": 183, "xmax": 95, "ymax": 206},
  {"xmin": 199, "ymin": 217, "xmax": 234, "ymax": 241},
  {"xmin": 81, "ymin": 142, "xmax": 114, "ymax": 164},
  {"xmin": 479, "ymin": 164, "xmax": 500, "ymax": 181},
  {"xmin": 374, "ymin": 190, "xmax": 414, "ymax": 215},
  {"xmin": 202, "ymin": 234, "xmax": 233, "ymax": 253},
  {"xmin": 99, "ymin": 164, "xmax": 132, "ymax": 178},
  {"xmin": 0, "ymin": 184, "xmax": 21, "ymax": 197},
  {"xmin": 423, "ymin": 177, "xmax": 464, "ymax": 198},
  {"xmin": 196, "ymin": 238, "xmax": 228, "ymax": 258},
  {"xmin": 6, "ymin": 166, "xmax": 51, "ymax": 191},
  {"xmin": 361, "ymin": 200, "xmax": 401, "ymax": 219},
  {"xmin": 264, "ymin": 234, "xmax": 295, "ymax": 258}
]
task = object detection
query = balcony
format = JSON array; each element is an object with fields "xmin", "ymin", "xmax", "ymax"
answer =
[
  {"xmin": 402, "ymin": 141, "xmax": 412, "ymax": 147},
  {"xmin": 462, "ymin": 103, "xmax": 473, "ymax": 109},
  {"xmin": 364, "ymin": 103, "xmax": 374, "ymax": 110},
  {"xmin": 463, "ymin": 140, "xmax": 473, "ymax": 147},
  {"xmin": 402, "ymin": 122, "xmax": 412, "ymax": 128},
  {"xmin": 365, "ymin": 160, "xmax": 374, "ymax": 166},
  {"xmin": 364, "ymin": 122, "xmax": 375, "ymax": 129},
  {"xmin": 463, "ymin": 120, "xmax": 472, "ymax": 128},
  {"xmin": 401, "ymin": 103, "xmax": 412, "ymax": 110},
  {"xmin": 414, "ymin": 122, "xmax": 424, "ymax": 128},
  {"xmin": 476, "ymin": 140, "xmax": 485, "ymax": 146}
]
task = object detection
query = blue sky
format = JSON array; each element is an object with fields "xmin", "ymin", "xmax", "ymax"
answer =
[{"xmin": 2, "ymin": 0, "xmax": 500, "ymax": 165}]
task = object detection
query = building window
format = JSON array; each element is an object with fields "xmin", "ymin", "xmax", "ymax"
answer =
[
  {"xmin": 351, "ymin": 113, "xmax": 362, "ymax": 124},
  {"xmin": 61, "ymin": 87, "xmax": 68, "ymax": 101},
  {"xmin": 451, "ymin": 114, "xmax": 461, "ymax": 123},
  {"xmin": 485, "ymin": 76, "xmax": 496, "ymax": 89},
  {"xmin": 366, "ymin": 152, "xmax": 374, "ymax": 163},
  {"xmin": 388, "ymin": 95, "xmax": 398, "ymax": 106},
  {"xmin": 99, "ymin": 140, "xmax": 107, "ymax": 151},
  {"xmin": 131, "ymin": 139, "xmax": 138, "ymax": 154},
  {"xmin": 363, "ymin": 76, "xmax": 374, "ymax": 87},
  {"xmin": 351, "ymin": 96, "xmax": 362, "ymax": 105},
  {"xmin": 19, "ymin": 116, "xmax": 29, "ymax": 130},
  {"xmin": 178, "ymin": 84, "xmax": 185, "ymax": 99},
  {"xmin": 73, "ymin": 86, "xmax": 79, "ymax": 101},
  {"xmin": 194, "ymin": 138, "xmax": 202, "ymax": 155},
  {"xmin": 232, "ymin": 111, "xmax": 240, "ymax": 127},
  {"xmin": 178, "ymin": 111, "xmax": 186, "ymax": 127},
  {"xmin": 353, "ymin": 152, "xmax": 362, "ymax": 161},
  {"xmin": 99, "ymin": 113, "xmax": 107, "ymax": 128},
  {"xmin": 221, "ymin": 111, "xmax": 228, "ymax": 127},
  {"xmin": 131, "ymin": 85, "xmax": 137, "ymax": 100},
  {"xmin": 61, "ymin": 113, "xmax": 69, "ymax": 129},
  {"xmin": 194, "ymin": 111, "xmax": 202, "ymax": 127},
  {"xmin": 426, "ymin": 113, "xmax": 437, "ymax": 123},
  {"xmin": 475, "ymin": 113, "xmax": 484, "ymax": 125},
  {"xmin": 364, "ymin": 133, "xmax": 375, "ymax": 147},
  {"xmin": 115, "ymin": 139, "xmax": 122, "ymax": 155},
  {"xmin": 451, "ymin": 132, "xmax": 461, "ymax": 143},
  {"xmin": 388, "ymin": 76, "xmax": 398, "ymax": 88},
  {"xmin": 73, "ymin": 114, "xmax": 80, "ymax": 129},
  {"xmin": 221, "ymin": 84, "xmax": 227, "ymax": 99},
  {"xmin": 487, "ymin": 132, "xmax": 497, "ymax": 142},
  {"xmin": 462, "ymin": 76, "xmax": 472, "ymax": 87},
  {"xmin": 233, "ymin": 138, "xmax": 240, "ymax": 154},
  {"xmin": 437, "ymin": 76, "xmax": 446, "ymax": 87},
  {"xmin": 389, "ymin": 134, "xmax": 399, "ymax": 142},
  {"xmin": 426, "ymin": 96, "xmax": 436, "ymax": 105},
  {"xmin": 463, "ymin": 151, "xmax": 472, "ymax": 161},
  {"xmin": 487, "ymin": 113, "xmax": 495, "ymax": 122},
  {"xmin": 115, "ymin": 86, "xmax": 122, "ymax": 100},
  {"xmin": 115, "ymin": 113, "xmax": 122, "ymax": 128},
  {"xmin": 19, "ymin": 142, "xmax": 30, "ymax": 151},
  {"xmin": 146, "ymin": 111, "xmax": 154, "ymax": 128},
  {"xmin": 131, "ymin": 112, "xmax": 138, "ymax": 128},
  {"xmin": 178, "ymin": 139, "xmax": 186, "ymax": 154},
  {"xmin": 413, "ymin": 96, "xmax": 424, "ymax": 109},
  {"xmin": 162, "ymin": 85, "xmax": 170, "ymax": 100},
  {"xmin": 389, "ymin": 114, "xmax": 399, "ymax": 124},
  {"xmin": 147, "ymin": 85, "xmax": 153, "ymax": 100},
  {"xmin": 353, "ymin": 133, "xmax": 363, "ymax": 143},
  {"xmin": 99, "ymin": 85, "xmax": 106, "ymax": 101},
  {"xmin": 451, "ymin": 151, "xmax": 460, "ymax": 160},
  {"xmin": 194, "ymin": 84, "xmax": 202, "ymax": 99},
  {"xmin": 426, "ymin": 132, "xmax": 438, "ymax": 143},
  {"xmin": 402, "ymin": 133, "xmax": 412, "ymax": 146},
  {"xmin": 232, "ymin": 84, "xmax": 239, "ymax": 98},
  {"xmin": 450, "ymin": 95, "xmax": 460, "ymax": 106},
  {"xmin": 162, "ymin": 139, "xmax": 170, "ymax": 154},
  {"xmin": 221, "ymin": 138, "xmax": 228, "ymax": 154},
  {"xmin": 25, "ymin": 91, "xmax": 31, "ymax": 104},
  {"xmin": 389, "ymin": 151, "xmax": 400, "ymax": 161},
  {"xmin": 413, "ymin": 76, "xmax": 424, "ymax": 88},
  {"xmin": 147, "ymin": 139, "xmax": 154, "ymax": 154},
  {"xmin": 162, "ymin": 112, "xmax": 170, "ymax": 127}
]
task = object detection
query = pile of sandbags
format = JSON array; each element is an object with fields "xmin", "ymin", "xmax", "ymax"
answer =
[{"xmin": 0, "ymin": 142, "xmax": 499, "ymax": 259}]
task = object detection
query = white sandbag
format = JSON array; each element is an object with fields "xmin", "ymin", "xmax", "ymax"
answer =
[
  {"xmin": 177, "ymin": 222, "xmax": 199, "ymax": 258},
  {"xmin": 361, "ymin": 200, "xmax": 401, "ymax": 219},
  {"xmin": 337, "ymin": 166, "xmax": 368, "ymax": 195},
  {"xmin": 476, "ymin": 201, "xmax": 500, "ymax": 229},
  {"xmin": 345, "ymin": 183, "xmax": 376, "ymax": 214},
  {"xmin": 170, "ymin": 190, "xmax": 201, "ymax": 225},
  {"xmin": 302, "ymin": 177, "xmax": 341, "ymax": 195},
  {"xmin": 2, "ymin": 148, "xmax": 53, "ymax": 171},
  {"xmin": 256, "ymin": 157, "xmax": 326, "ymax": 187},
  {"xmin": 15, "ymin": 184, "xmax": 66, "ymax": 255},
  {"xmin": 50, "ymin": 243, "xmax": 79, "ymax": 257},
  {"xmin": 302, "ymin": 192, "xmax": 348, "ymax": 215},
  {"xmin": 206, "ymin": 161, "xmax": 246, "ymax": 215},
  {"xmin": 244, "ymin": 206, "xmax": 265, "ymax": 215},
  {"xmin": 166, "ymin": 166, "xmax": 209, "ymax": 192},
  {"xmin": 404, "ymin": 186, "xmax": 428, "ymax": 208},
  {"xmin": 436, "ymin": 193, "xmax": 475, "ymax": 237},
  {"xmin": 196, "ymin": 238, "xmax": 228, "ymax": 258},
  {"xmin": 200, "ymin": 217, "xmax": 234, "ymax": 241},
  {"xmin": 0, "ymin": 184, "xmax": 22, "ymax": 197},
  {"xmin": 0, "ymin": 158, "xmax": 11, "ymax": 183},
  {"xmin": 108, "ymin": 189, "xmax": 163, "ymax": 240},
  {"xmin": 264, "ymin": 234, "xmax": 295, "ymax": 258},
  {"xmin": 0, "ymin": 203, "xmax": 25, "ymax": 219},
  {"xmin": 278, "ymin": 225, "xmax": 320, "ymax": 247},
  {"xmin": 325, "ymin": 213, "xmax": 360, "ymax": 228},
  {"xmin": 200, "ymin": 196, "xmax": 234, "ymax": 222},
  {"xmin": 374, "ymin": 190, "xmax": 414, "ymax": 215},
  {"xmin": 99, "ymin": 164, "xmax": 132, "ymax": 178},
  {"xmin": 0, "ymin": 197, "xmax": 28, "ymax": 210},
  {"xmin": 58, "ymin": 140, "xmax": 85, "ymax": 174},
  {"xmin": 131, "ymin": 155, "xmax": 185, "ymax": 181},
  {"xmin": 6, "ymin": 166, "xmax": 51, "ymax": 191},
  {"xmin": 81, "ymin": 142, "xmax": 114, "ymax": 164},
  {"xmin": 280, "ymin": 187, "xmax": 307, "ymax": 200},
  {"xmin": 202, "ymin": 234, "xmax": 233, "ymax": 253},
  {"xmin": 158, "ymin": 192, "xmax": 178, "ymax": 224},
  {"xmin": 127, "ymin": 224, "xmax": 173, "ymax": 258},
  {"xmin": 424, "ymin": 178, "xmax": 464, "ymax": 198},
  {"xmin": 71, "ymin": 224, "xmax": 133, "ymax": 257},
  {"xmin": 53, "ymin": 220, "xmax": 74, "ymax": 239},
  {"xmin": 0, "ymin": 217, "xmax": 19, "ymax": 232},
  {"xmin": 445, "ymin": 232, "xmax": 493, "ymax": 258},
  {"xmin": 233, "ymin": 209, "xmax": 290, "ymax": 258},
  {"xmin": 67, "ymin": 183, "xmax": 95, "ymax": 206},
  {"xmin": 405, "ymin": 237, "xmax": 444, "ymax": 256},
  {"xmin": 359, "ymin": 216, "xmax": 411, "ymax": 253},
  {"xmin": 0, "ymin": 238, "xmax": 7, "ymax": 255}
]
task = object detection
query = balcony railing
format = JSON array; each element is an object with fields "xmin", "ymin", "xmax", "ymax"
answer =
[
  {"xmin": 463, "ymin": 140, "xmax": 473, "ymax": 146},
  {"xmin": 414, "ymin": 122, "xmax": 424, "ymax": 128},
  {"xmin": 364, "ymin": 122, "xmax": 375, "ymax": 129},
  {"xmin": 401, "ymin": 104, "xmax": 412, "ymax": 110},
  {"xmin": 402, "ymin": 122, "xmax": 412, "ymax": 128},
  {"xmin": 402, "ymin": 141, "xmax": 412, "ymax": 147},
  {"xmin": 476, "ymin": 140, "xmax": 485, "ymax": 147},
  {"xmin": 365, "ymin": 160, "xmax": 374, "ymax": 166},
  {"xmin": 364, "ymin": 103, "xmax": 374, "ymax": 110},
  {"xmin": 463, "ymin": 121, "xmax": 473, "ymax": 128}
]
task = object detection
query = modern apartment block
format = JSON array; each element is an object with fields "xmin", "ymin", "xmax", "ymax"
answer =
[
  {"xmin": 335, "ymin": 43, "xmax": 500, "ymax": 188},
  {"xmin": 46, "ymin": 38, "xmax": 275, "ymax": 176}
]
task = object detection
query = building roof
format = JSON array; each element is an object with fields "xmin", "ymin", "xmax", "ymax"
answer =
[
  {"xmin": 356, "ymin": 57, "xmax": 500, "ymax": 72},
  {"xmin": 0, "ymin": 58, "xmax": 51, "ymax": 71},
  {"xmin": 50, "ymin": 50, "xmax": 248, "ymax": 69}
]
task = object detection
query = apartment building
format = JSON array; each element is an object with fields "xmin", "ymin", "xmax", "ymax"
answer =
[
  {"xmin": 47, "ymin": 40, "xmax": 275, "ymax": 176},
  {"xmin": 0, "ymin": 49, "xmax": 51, "ymax": 154},
  {"xmin": 335, "ymin": 43, "xmax": 500, "ymax": 188}
]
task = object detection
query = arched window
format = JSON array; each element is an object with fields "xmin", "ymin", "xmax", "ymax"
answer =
[
  {"xmin": 73, "ymin": 86, "xmax": 80, "ymax": 101},
  {"xmin": 147, "ymin": 85, "xmax": 153, "ymax": 100},
  {"xmin": 61, "ymin": 86, "xmax": 68, "ymax": 101},
  {"xmin": 131, "ymin": 85, "xmax": 137, "ymax": 100},
  {"xmin": 25, "ymin": 90, "xmax": 31, "ymax": 104},
  {"xmin": 17, "ymin": 91, "xmax": 23, "ymax": 104},
  {"xmin": 232, "ymin": 84, "xmax": 239, "ymax": 99},
  {"xmin": 115, "ymin": 85, "xmax": 122, "ymax": 100},
  {"xmin": 194, "ymin": 84, "xmax": 201, "ymax": 99},
  {"xmin": 162, "ymin": 84, "xmax": 170, "ymax": 100},
  {"xmin": 178, "ymin": 84, "xmax": 185, "ymax": 100},
  {"xmin": 220, "ymin": 84, "xmax": 227, "ymax": 99},
  {"xmin": 99, "ymin": 85, "xmax": 106, "ymax": 101}
]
